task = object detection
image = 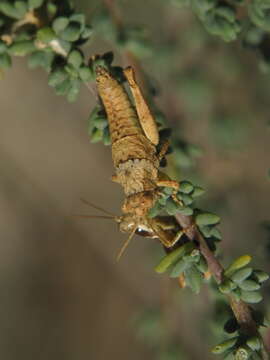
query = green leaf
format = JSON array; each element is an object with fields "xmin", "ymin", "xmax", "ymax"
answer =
[
  {"xmin": 238, "ymin": 280, "xmax": 260, "ymax": 291},
  {"xmin": 54, "ymin": 78, "xmax": 72, "ymax": 96},
  {"xmin": 191, "ymin": 0, "xmax": 217, "ymax": 19},
  {"xmin": 212, "ymin": 337, "xmax": 238, "ymax": 354},
  {"xmin": 0, "ymin": 1, "xmax": 24, "ymax": 19},
  {"xmin": 148, "ymin": 202, "xmax": 162, "ymax": 218},
  {"xmin": 93, "ymin": 115, "xmax": 108, "ymax": 130},
  {"xmin": 155, "ymin": 242, "xmax": 195, "ymax": 273},
  {"xmin": 210, "ymin": 227, "xmax": 222, "ymax": 240},
  {"xmin": 81, "ymin": 25, "xmax": 93, "ymax": 39},
  {"xmin": 181, "ymin": 194, "xmax": 193, "ymax": 206},
  {"xmin": 91, "ymin": 128, "xmax": 103, "ymax": 143},
  {"xmin": 163, "ymin": 187, "xmax": 174, "ymax": 195},
  {"xmin": 240, "ymin": 290, "xmax": 263, "ymax": 304},
  {"xmin": 165, "ymin": 198, "xmax": 179, "ymax": 215},
  {"xmin": 185, "ymin": 265, "xmax": 203, "ymax": 294},
  {"xmin": 157, "ymin": 195, "xmax": 168, "ymax": 206},
  {"xmin": 60, "ymin": 22, "xmax": 81, "ymax": 42},
  {"xmin": 253, "ymin": 270, "xmax": 269, "ymax": 283},
  {"xmin": 199, "ymin": 225, "xmax": 212, "ymax": 238},
  {"xmin": 28, "ymin": 0, "xmax": 44, "ymax": 9},
  {"xmin": 14, "ymin": 1, "xmax": 28, "ymax": 17},
  {"xmin": 53, "ymin": 17, "xmax": 69, "ymax": 33},
  {"xmin": 79, "ymin": 67, "xmax": 93, "ymax": 82},
  {"xmin": 28, "ymin": 50, "xmax": 54, "ymax": 71},
  {"xmin": 196, "ymin": 256, "xmax": 208, "ymax": 273},
  {"xmin": 67, "ymin": 49, "xmax": 83, "ymax": 69},
  {"xmin": 216, "ymin": 6, "xmax": 235, "ymax": 22},
  {"xmin": 8, "ymin": 40, "xmax": 36, "ymax": 56},
  {"xmin": 180, "ymin": 180, "xmax": 193, "ymax": 194},
  {"xmin": 195, "ymin": 212, "xmax": 220, "ymax": 226},
  {"xmin": 70, "ymin": 13, "xmax": 85, "ymax": 25},
  {"xmin": 219, "ymin": 279, "xmax": 237, "ymax": 294},
  {"xmin": 47, "ymin": 2, "xmax": 57, "ymax": 16},
  {"xmin": 67, "ymin": 78, "xmax": 81, "ymax": 102},
  {"xmin": 192, "ymin": 186, "xmax": 205, "ymax": 197},
  {"xmin": 230, "ymin": 267, "xmax": 253, "ymax": 283},
  {"xmin": 224, "ymin": 255, "xmax": 252, "ymax": 278},
  {"xmin": 170, "ymin": 258, "xmax": 190, "ymax": 278},
  {"xmin": 248, "ymin": 1, "xmax": 270, "ymax": 32},
  {"xmin": 177, "ymin": 206, "xmax": 193, "ymax": 215},
  {"xmin": 37, "ymin": 27, "xmax": 56, "ymax": 43},
  {"xmin": 232, "ymin": 288, "xmax": 241, "ymax": 301},
  {"xmin": 48, "ymin": 69, "xmax": 68, "ymax": 87},
  {"xmin": 0, "ymin": 53, "xmax": 11, "ymax": 68}
]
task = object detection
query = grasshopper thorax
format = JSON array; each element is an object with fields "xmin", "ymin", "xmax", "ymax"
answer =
[{"xmin": 122, "ymin": 191, "xmax": 156, "ymax": 217}]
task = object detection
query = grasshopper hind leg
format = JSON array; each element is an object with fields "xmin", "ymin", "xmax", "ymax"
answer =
[
  {"xmin": 124, "ymin": 66, "xmax": 159, "ymax": 146},
  {"xmin": 148, "ymin": 217, "xmax": 184, "ymax": 248},
  {"xmin": 158, "ymin": 228, "xmax": 184, "ymax": 248}
]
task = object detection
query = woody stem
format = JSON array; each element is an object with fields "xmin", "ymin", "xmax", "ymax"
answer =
[{"xmin": 175, "ymin": 213, "xmax": 269, "ymax": 359}]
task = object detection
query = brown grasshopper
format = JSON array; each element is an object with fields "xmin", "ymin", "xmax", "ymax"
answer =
[{"xmin": 95, "ymin": 66, "xmax": 184, "ymax": 259}]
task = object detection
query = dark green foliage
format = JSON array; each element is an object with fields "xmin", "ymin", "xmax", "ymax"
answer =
[
  {"xmin": 88, "ymin": 105, "xmax": 110, "ymax": 145},
  {"xmin": 218, "ymin": 257, "xmax": 267, "ymax": 305},
  {"xmin": 0, "ymin": 1, "xmax": 28, "ymax": 19},
  {"xmin": 249, "ymin": 1, "xmax": 270, "ymax": 32},
  {"xmin": 0, "ymin": 0, "xmax": 92, "ymax": 102},
  {"xmin": 149, "ymin": 180, "xmax": 207, "ymax": 218},
  {"xmin": 28, "ymin": 50, "xmax": 54, "ymax": 71},
  {"xmin": 155, "ymin": 243, "xmax": 208, "ymax": 294}
]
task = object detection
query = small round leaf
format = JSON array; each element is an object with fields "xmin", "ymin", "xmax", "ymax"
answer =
[{"xmin": 195, "ymin": 212, "xmax": 220, "ymax": 226}]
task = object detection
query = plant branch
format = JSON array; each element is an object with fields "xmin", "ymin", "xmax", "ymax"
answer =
[{"xmin": 175, "ymin": 213, "xmax": 269, "ymax": 359}]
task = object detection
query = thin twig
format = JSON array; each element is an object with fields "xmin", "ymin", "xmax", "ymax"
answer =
[{"xmin": 175, "ymin": 213, "xmax": 269, "ymax": 359}]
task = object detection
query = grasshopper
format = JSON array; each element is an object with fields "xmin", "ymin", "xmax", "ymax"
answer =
[{"xmin": 95, "ymin": 66, "xmax": 184, "ymax": 259}]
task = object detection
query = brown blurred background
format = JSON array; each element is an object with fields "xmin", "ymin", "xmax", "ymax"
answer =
[{"xmin": 0, "ymin": 0, "xmax": 270, "ymax": 359}]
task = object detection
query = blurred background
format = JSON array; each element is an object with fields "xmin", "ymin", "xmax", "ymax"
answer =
[{"xmin": 0, "ymin": 0, "xmax": 270, "ymax": 359}]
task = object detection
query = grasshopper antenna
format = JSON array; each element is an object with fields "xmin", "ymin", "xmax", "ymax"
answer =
[
  {"xmin": 80, "ymin": 197, "xmax": 116, "ymax": 217},
  {"xmin": 116, "ymin": 226, "xmax": 137, "ymax": 262}
]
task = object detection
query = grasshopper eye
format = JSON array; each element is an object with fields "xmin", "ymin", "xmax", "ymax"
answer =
[{"xmin": 136, "ymin": 227, "xmax": 151, "ymax": 237}]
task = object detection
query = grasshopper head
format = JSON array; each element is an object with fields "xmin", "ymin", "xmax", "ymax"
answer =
[
  {"xmin": 114, "ymin": 193, "xmax": 158, "ymax": 260},
  {"xmin": 117, "ymin": 191, "xmax": 157, "ymax": 238},
  {"xmin": 116, "ymin": 214, "xmax": 152, "ymax": 233},
  {"xmin": 117, "ymin": 214, "xmax": 137, "ymax": 234},
  {"xmin": 117, "ymin": 214, "xmax": 156, "ymax": 240}
]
